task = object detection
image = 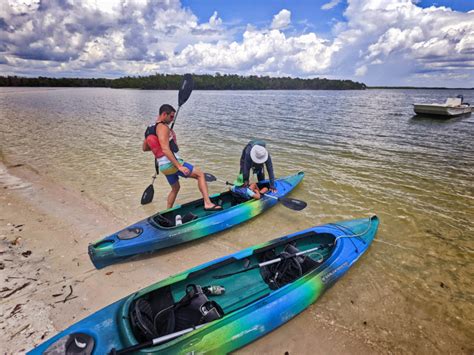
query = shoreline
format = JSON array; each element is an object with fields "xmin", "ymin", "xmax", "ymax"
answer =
[{"xmin": 0, "ymin": 158, "xmax": 380, "ymax": 354}]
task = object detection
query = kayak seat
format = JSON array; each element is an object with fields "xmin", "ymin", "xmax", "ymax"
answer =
[
  {"xmin": 172, "ymin": 285, "xmax": 224, "ymax": 332},
  {"xmin": 131, "ymin": 285, "xmax": 224, "ymax": 342},
  {"xmin": 153, "ymin": 213, "xmax": 174, "ymax": 228},
  {"xmin": 259, "ymin": 243, "xmax": 320, "ymax": 290},
  {"xmin": 182, "ymin": 212, "xmax": 199, "ymax": 224},
  {"xmin": 130, "ymin": 285, "xmax": 175, "ymax": 342},
  {"xmin": 130, "ymin": 298, "xmax": 158, "ymax": 342},
  {"xmin": 230, "ymin": 191, "xmax": 250, "ymax": 206}
]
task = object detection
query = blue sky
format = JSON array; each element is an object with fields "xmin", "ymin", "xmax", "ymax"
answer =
[
  {"xmin": 1, "ymin": 0, "xmax": 473, "ymax": 87},
  {"xmin": 181, "ymin": 0, "xmax": 347, "ymax": 36}
]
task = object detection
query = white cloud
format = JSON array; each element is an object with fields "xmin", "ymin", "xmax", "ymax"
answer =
[
  {"xmin": 270, "ymin": 9, "xmax": 291, "ymax": 30},
  {"xmin": 322, "ymin": 0, "xmax": 342, "ymax": 11},
  {"xmin": 209, "ymin": 11, "xmax": 222, "ymax": 27},
  {"xmin": 172, "ymin": 29, "xmax": 337, "ymax": 75},
  {"xmin": 355, "ymin": 65, "xmax": 367, "ymax": 76},
  {"xmin": 330, "ymin": 0, "xmax": 474, "ymax": 85}
]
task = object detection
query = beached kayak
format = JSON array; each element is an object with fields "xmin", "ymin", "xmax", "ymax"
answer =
[
  {"xmin": 89, "ymin": 172, "xmax": 305, "ymax": 269},
  {"xmin": 31, "ymin": 216, "xmax": 379, "ymax": 355}
]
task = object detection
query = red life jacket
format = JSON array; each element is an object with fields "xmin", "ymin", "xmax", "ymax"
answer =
[{"xmin": 144, "ymin": 122, "xmax": 179, "ymax": 159}]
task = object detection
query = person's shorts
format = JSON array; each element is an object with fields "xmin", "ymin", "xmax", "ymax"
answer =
[
  {"xmin": 159, "ymin": 160, "xmax": 194, "ymax": 186},
  {"xmin": 231, "ymin": 185, "xmax": 255, "ymax": 200}
]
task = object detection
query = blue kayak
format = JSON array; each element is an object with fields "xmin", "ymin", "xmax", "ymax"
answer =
[
  {"xmin": 32, "ymin": 216, "xmax": 379, "ymax": 354},
  {"xmin": 89, "ymin": 172, "xmax": 304, "ymax": 269}
]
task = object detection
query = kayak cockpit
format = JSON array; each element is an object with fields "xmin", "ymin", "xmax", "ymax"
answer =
[
  {"xmin": 150, "ymin": 182, "xmax": 273, "ymax": 228},
  {"xmin": 118, "ymin": 231, "xmax": 336, "ymax": 350}
]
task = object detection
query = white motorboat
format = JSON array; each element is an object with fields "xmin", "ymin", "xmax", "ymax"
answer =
[{"xmin": 413, "ymin": 95, "xmax": 472, "ymax": 117}]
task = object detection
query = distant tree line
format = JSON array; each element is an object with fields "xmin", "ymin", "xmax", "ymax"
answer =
[
  {"xmin": 0, "ymin": 76, "xmax": 110, "ymax": 87},
  {"xmin": 0, "ymin": 73, "xmax": 366, "ymax": 90}
]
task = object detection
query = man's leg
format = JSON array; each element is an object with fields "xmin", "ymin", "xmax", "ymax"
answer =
[
  {"xmin": 189, "ymin": 167, "xmax": 221, "ymax": 209},
  {"xmin": 167, "ymin": 181, "xmax": 180, "ymax": 208},
  {"xmin": 164, "ymin": 172, "xmax": 180, "ymax": 208}
]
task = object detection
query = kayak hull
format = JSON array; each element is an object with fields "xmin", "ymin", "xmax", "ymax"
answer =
[
  {"xmin": 89, "ymin": 172, "xmax": 305, "ymax": 269},
  {"xmin": 31, "ymin": 216, "xmax": 379, "ymax": 354}
]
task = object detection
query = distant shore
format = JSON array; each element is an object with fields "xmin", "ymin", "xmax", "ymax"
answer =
[
  {"xmin": 367, "ymin": 86, "xmax": 474, "ymax": 90},
  {"xmin": 0, "ymin": 74, "xmax": 366, "ymax": 90},
  {"xmin": 1, "ymin": 76, "xmax": 472, "ymax": 90}
]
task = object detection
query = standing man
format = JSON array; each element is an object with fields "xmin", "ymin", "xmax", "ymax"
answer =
[
  {"xmin": 238, "ymin": 139, "xmax": 276, "ymax": 193},
  {"xmin": 143, "ymin": 104, "xmax": 222, "ymax": 210}
]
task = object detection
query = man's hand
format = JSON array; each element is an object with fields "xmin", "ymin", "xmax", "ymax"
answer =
[
  {"xmin": 178, "ymin": 165, "xmax": 190, "ymax": 176},
  {"xmin": 269, "ymin": 187, "xmax": 277, "ymax": 193}
]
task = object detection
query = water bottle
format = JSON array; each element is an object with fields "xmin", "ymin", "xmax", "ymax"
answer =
[
  {"xmin": 203, "ymin": 285, "xmax": 225, "ymax": 296},
  {"xmin": 175, "ymin": 215, "xmax": 182, "ymax": 226}
]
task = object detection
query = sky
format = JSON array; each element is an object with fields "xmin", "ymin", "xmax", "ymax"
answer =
[{"xmin": 1, "ymin": 0, "xmax": 473, "ymax": 87}]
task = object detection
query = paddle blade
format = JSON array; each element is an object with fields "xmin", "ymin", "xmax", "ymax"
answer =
[
  {"xmin": 141, "ymin": 184, "xmax": 154, "ymax": 205},
  {"xmin": 178, "ymin": 74, "xmax": 194, "ymax": 106},
  {"xmin": 204, "ymin": 173, "xmax": 217, "ymax": 182},
  {"xmin": 279, "ymin": 197, "xmax": 307, "ymax": 211}
]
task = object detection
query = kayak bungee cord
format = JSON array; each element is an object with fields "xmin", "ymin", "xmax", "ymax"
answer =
[
  {"xmin": 332, "ymin": 216, "xmax": 415, "ymax": 252},
  {"xmin": 330, "ymin": 215, "xmax": 376, "ymax": 253}
]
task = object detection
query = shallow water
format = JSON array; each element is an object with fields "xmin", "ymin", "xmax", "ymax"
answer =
[{"xmin": 1, "ymin": 87, "xmax": 473, "ymax": 352}]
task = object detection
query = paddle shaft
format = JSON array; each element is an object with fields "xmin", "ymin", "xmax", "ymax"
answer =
[
  {"xmin": 110, "ymin": 324, "xmax": 205, "ymax": 355},
  {"xmin": 214, "ymin": 244, "xmax": 330, "ymax": 279},
  {"xmin": 264, "ymin": 193, "xmax": 279, "ymax": 202},
  {"xmin": 170, "ymin": 105, "xmax": 181, "ymax": 130}
]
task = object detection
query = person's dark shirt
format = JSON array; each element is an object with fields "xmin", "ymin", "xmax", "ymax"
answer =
[{"xmin": 240, "ymin": 140, "xmax": 275, "ymax": 188}]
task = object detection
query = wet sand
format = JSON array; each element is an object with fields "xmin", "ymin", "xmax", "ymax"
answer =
[{"xmin": 0, "ymin": 160, "xmax": 381, "ymax": 354}]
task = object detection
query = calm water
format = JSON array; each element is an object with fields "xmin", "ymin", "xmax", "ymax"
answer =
[{"xmin": 1, "ymin": 87, "xmax": 473, "ymax": 352}]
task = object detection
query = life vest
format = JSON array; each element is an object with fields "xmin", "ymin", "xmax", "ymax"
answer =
[{"xmin": 144, "ymin": 122, "xmax": 179, "ymax": 159}]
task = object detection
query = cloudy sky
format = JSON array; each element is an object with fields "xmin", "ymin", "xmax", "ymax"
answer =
[{"xmin": 1, "ymin": 0, "xmax": 473, "ymax": 87}]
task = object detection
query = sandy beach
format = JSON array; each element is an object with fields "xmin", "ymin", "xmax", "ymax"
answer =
[{"xmin": 0, "ymin": 159, "xmax": 382, "ymax": 354}]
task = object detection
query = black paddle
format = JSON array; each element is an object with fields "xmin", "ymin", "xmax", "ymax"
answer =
[
  {"xmin": 213, "ymin": 244, "xmax": 332, "ymax": 280},
  {"xmin": 171, "ymin": 73, "xmax": 194, "ymax": 130},
  {"xmin": 204, "ymin": 172, "xmax": 217, "ymax": 182},
  {"xmin": 141, "ymin": 174, "xmax": 157, "ymax": 205},
  {"xmin": 225, "ymin": 181, "xmax": 307, "ymax": 211},
  {"xmin": 264, "ymin": 193, "xmax": 307, "ymax": 211},
  {"xmin": 140, "ymin": 74, "xmax": 194, "ymax": 205}
]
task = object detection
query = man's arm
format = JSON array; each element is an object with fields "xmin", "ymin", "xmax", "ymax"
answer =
[
  {"xmin": 242, "ymin": 147, "xmax": 252, "ymax": 185},
  {"xmin": 142, "ymin": 139, "xmax": 150, "ymax": 151},
  {"xmin": 265, "ymin": 155, "xmax": 276, "ymax": 190}
]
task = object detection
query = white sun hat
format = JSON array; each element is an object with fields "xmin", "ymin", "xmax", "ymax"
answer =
[{"xmin": 250, "ymin": 145, "xmax": 268, "ymax": 164}]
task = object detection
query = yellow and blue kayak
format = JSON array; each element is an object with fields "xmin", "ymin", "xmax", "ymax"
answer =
[
  {"xmin": 89, "ymin": 172, "xmax": 305, "ymax": 269},
  {"xmin": 31, "ymin": 216, "xmax": 379, "ymax": 355}
]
